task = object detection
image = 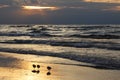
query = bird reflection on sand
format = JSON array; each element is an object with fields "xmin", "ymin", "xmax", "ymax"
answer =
[
  {"xmin": 47, "ymin": 72, "xmax": 51, "ymax": 76},
  {"xmin": 31, "ymin": 64, "xmax": 52, "ymax": 75}
]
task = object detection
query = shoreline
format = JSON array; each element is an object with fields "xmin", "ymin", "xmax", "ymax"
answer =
[
  {"xmin": 0, "ymin": 52, "xmax": 120, "ymax": 80},
  {"xmin": 0, "ymin": 47, "xmax": 120, "ymax": 70}
]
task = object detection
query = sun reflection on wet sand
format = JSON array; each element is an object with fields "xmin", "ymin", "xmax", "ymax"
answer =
[
  {"xmin": 0, "ymin": 52, "xmax": 61, "ymax": 80},
  {"xmin": 0, "ymin": 52, "xmax": 120, "ymax": 80},
  {"xmin": 0, "ymin": 58, "xmax": 60, "ymax": 80}
]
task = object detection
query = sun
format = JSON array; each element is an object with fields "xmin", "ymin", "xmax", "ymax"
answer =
[{"xmin": 22, "ymin": 6, "xmax": 58, "ymax": 10}]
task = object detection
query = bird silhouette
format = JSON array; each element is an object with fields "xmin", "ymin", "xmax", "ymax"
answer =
[
  {"xmin": 32, "ymin": 70, "xmax": 36, "ymax": 73},
  {"xmin": 33, "ymin": 64, "xmax": 36, "ymax": 68},
  {"xmin": 47, "ymin": 66, "xmax": 52, "ymax": 70},
  {"xmin": 37, "ymin": 65, "xmax": 40, "ymax": 68}
]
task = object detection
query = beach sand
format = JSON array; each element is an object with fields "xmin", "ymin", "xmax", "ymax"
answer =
[{"xmin": 0, "ymin": 52, "xmax": 120, "ymax": 80}]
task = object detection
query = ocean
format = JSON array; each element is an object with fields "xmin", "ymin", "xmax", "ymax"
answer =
[{"xmin": 0, "ymin": 25, "xmax": 120, "ymax": 69}]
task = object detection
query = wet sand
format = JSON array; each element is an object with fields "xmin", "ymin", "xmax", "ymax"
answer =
[{"xmin": 0, "ymin": 52, "xmax": 120, "ymax": 80}]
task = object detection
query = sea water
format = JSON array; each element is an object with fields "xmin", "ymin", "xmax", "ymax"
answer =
[{"xmin": 0, "ymin": 25, "xmax": 120, "ymax": 69}]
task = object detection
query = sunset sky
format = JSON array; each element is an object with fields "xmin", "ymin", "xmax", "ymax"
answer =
[{"xmin": 0, "ymin": 0, "xmax": 120, "ymax": 24}]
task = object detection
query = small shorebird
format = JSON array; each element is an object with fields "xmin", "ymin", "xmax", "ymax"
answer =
[
  {"xmin": 47, "ymin": 66, "xmax": 52, "ymax": 70},
  {"xmin": 32, "ymin": 70, "xmax": 36, "ymax": 73},
  {"xmin": 33, "ymin": 64, "xmax": 36, "ymax": 68},
  {"xmin": 32, "ymin": 70, "xmax": 40, "ymax": 74},
  {"xmin": 37, "ymin": 65, "xmax": 40, "ymax": 68}
]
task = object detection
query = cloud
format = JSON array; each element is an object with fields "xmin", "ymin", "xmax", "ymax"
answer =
[
  {"xmin": 62, "ymin": 6, "xmax": 85, "ymax": 9},
  {"xmin": 0, "ymin": 4, "xmax": 9, "ymax": 8},
  {"xmin": 84, "ymin": 0, "xmax": 120, "ymax": 4},
  {"xmin": 12, "ymin": 0, "xmax": 39, "ymax": 6},
  {"xmin": 0, "ymin": 0, "xmax": 120, "ymax": 24},
  {"xmin": 103, "ymin": 6, "xmax": 120, "ymax": 11}
]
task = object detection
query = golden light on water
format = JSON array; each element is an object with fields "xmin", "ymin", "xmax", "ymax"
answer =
[{"xmin": 22, "ymin": 6, "xmax": 59, "ymax": 10}]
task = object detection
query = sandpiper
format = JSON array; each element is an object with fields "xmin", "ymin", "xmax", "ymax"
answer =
[{"xmin": 47, "ymin": 66, "xmax": 52, "ymax": 70}]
